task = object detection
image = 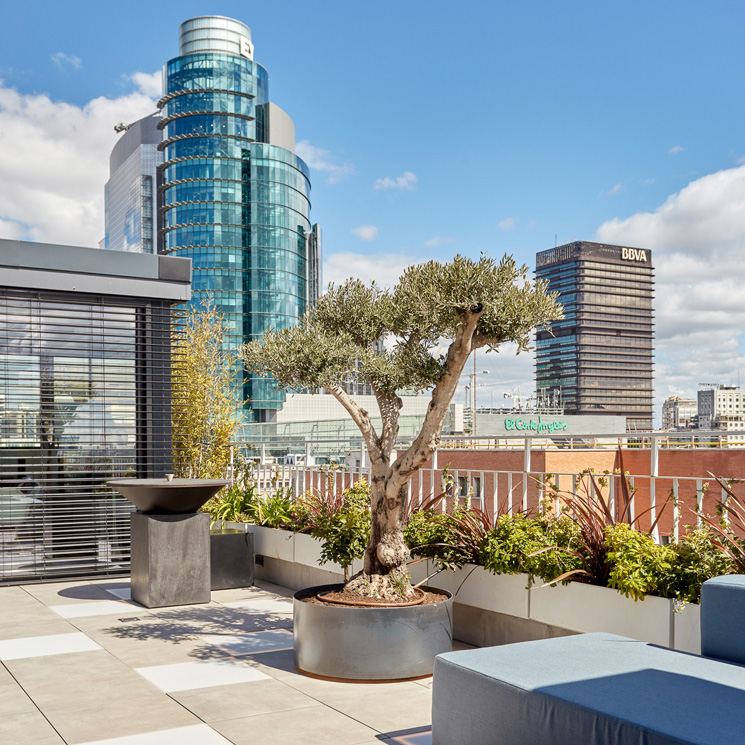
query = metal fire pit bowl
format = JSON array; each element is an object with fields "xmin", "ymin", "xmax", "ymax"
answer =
[{"xmin": 107, "ymin": 478, "xmax": 229, "ymax": 515}]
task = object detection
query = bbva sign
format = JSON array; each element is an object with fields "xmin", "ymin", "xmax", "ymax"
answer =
[{"xmin": 621, "ymin": 247, "xmax": 648, "ymax": 262}]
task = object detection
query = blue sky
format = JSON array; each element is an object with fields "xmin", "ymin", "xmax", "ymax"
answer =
[{"xmin": 1, "ymin": 1, "xmax": 745, "ymax": 420}]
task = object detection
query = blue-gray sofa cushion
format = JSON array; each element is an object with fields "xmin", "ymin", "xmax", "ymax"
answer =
[
  {"xmin": 432, "ymin": 632, "xmax": 745, "ymax": 745},
  {"xmin": 701, "ymin": 575, "xmax": 745, "ymax": 665}
]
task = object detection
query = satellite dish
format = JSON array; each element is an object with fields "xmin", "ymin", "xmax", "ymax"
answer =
[{"xmin": 114, "ymin": 122, "xmax": 130, "ymax": 133}]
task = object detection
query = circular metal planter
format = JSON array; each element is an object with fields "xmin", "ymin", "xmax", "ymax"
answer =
[{"xmin": 293, "ymin": 584, "xmax": 453, "ymax": 680}]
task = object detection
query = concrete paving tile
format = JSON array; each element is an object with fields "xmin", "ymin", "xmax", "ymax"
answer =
[
  {"xmin": 0, "ymin": 617, "xmax": 78, "ymax": 640},
  {"xmin": 211, "ymin": 704, "xmax": 379, "ymax": 745},
  {"xmin": 312, "ymin": 683, "xmax": 432, "ymax": 732},
  {"xmin": 209, "ymin": 587, "xmax": 274, "ymax": 604},
  {"xmin": 0, "ymin": 632, "xmax": 102, "ymax": 660},
  {"xmin": 76, "ymin": 723, "xmax": 233, "ymax": 745},
  {"xmin": 0, "ymin": 661, "xmax": 14, "ymax": 683},
  {"xmin": 5, "ymin": 650, "xmax": 160, "ymax": 711},
  {"xmin": 42, "ymin": 691, "xmax": 201, "ymax": 744},
  {"xmin": 0, "ymin": 682, "xmax": 38, "ymax": 715},
  {"xmin": 135, "ymin": 658, "xmax": 270, "ymax": 692},
  {"xmin": 169, "ymin": 678, "xmax": 318, "ymax": 722},
  {"xmin": 198, "ymin": 629, "xmax": 293, "ymax": 656},
  {"xmin": 254, "ymin": 579, "xmax": 294, "ymax": 597},
  {"xmin": 0, "ymin": 710, "xmax": 65, "ymax": 744},
  {"xmin": 49, "ymin": 600, "xmax": 137, "ymax": 618},
  {"xmin": 23, "ymin": 581, "xmax": 115, "ymax": 606},
  {"xmin": 241, "ymin": 648, "xmax": 298, "ymax": 680},
  {"xmin": 385, "ymin": 730, "xmax": 432, "ymax": 745},
  {"xmin": 148, "ymin": 605, "xmax": 292, "ymax": 635},
  {"xmin": 221, "ymin": 597, "xmax": 294, "ymax": 614}
]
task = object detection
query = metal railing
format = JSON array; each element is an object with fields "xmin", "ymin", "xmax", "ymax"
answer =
[{"xmin": 237, "ymin": 431, "xmax": 745, "ymax": 543}]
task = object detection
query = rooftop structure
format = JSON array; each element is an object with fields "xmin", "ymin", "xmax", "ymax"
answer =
[{"xmin": 535, "ymin": 241, "xmax": 654, "ymax": 431}]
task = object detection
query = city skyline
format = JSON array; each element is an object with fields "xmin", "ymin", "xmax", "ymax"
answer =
[{"xmin": 1, "ymin": 2, "xmax": 744, "ymax": 422}]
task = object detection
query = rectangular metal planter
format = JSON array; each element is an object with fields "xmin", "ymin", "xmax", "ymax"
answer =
[{"xmin": 210, "ymin": 527, "xmax": 254, "ymax": 590}]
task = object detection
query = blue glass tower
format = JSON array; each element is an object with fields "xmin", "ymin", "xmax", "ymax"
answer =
[{"xmin": 158, "ymin": 17, "xmax": 320, "ymax": 420}]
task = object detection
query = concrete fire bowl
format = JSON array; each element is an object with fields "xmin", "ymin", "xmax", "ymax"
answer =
[{"xmin": 107, "ymin": 478, "xmax": 228, "ymax": 514}]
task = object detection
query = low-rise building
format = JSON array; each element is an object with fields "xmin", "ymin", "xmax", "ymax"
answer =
[{"xmin": 662, "ymin": 396, "xmax": 697, "ymax": 429}]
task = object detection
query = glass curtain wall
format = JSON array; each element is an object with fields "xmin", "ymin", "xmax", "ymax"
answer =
[
  {"xmin": 0, "ymin": 291, "xmax": 172, "ymax": 583},
  {"xmin": 159, "ymin": 49, "xmax": 313, "ymax": 417}
]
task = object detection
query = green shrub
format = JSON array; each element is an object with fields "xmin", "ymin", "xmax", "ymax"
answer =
[
  {"xmin": 404, "ymin": 508, "xmax": 475, "ymax": 571},
  {"xmin": 666, "ymin": 528, "xmax": 731, "ymax": 603},
  {"xmin": 605, "ymin": 523, "xmax": 675, "ymax": 601},
  {"xmin": 299, "ymin": 480, "xmax": 371, "ymax": 580},
  {"xmin": 480, "ymin": 514, "xmax": 582, "ymax": 584},
  {"xmin": 203, "ymin": 483, "xmax": 258, "ymax": 526}
]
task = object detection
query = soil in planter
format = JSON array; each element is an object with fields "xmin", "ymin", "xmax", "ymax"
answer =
[{"xmin": 302, "ymin": 586, "xmax": 448, "ymax": 608}]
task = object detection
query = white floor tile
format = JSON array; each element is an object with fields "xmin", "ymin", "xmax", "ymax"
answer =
[
  {"xmin": 77, "ymin": 723, "xmax": 233, "ymax": 745},
  {"xmin": 49, "ymin": 600, "xmax": 135, "ymax": 618},
  {"xmin": 199, "ymin": 629, "xmax": 293, "ymax": 655},
  {"xmin": 0, "ymin": 632, "xmax": 102, "ymax": 660},
  {"xmin": 105, "ymin": 587, "xmax": 132, "ymax": 601},
  {"xmin": 221, "ymin": 597, "xmax": 294, "ymax": 614},
  {"xmin": 135, "ymin": 658, "xmax": 270, "ymax": 692}
]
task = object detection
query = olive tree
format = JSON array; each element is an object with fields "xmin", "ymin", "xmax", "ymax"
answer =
[{"xmin": 242, "ymin": 254, "xmax": 561, "ymax": 599}]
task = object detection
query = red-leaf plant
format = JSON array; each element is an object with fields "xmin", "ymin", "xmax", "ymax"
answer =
[
  {"xmin": 537, "ymin": 456, "xmax": 667, "ymax": 587},
  {"xmin": 701, "ymin": 474, "xmax": 745, "ymax": 573}
]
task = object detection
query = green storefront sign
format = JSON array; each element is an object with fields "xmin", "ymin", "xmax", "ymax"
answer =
[{"xmin": 504, "ymin": 415, "xmax": 568, "ymax": 434}]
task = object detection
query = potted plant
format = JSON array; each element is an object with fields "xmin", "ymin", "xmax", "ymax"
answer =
[{"xmin": 243, "ymin": 254, "xmax": 560, "ymax": 678}]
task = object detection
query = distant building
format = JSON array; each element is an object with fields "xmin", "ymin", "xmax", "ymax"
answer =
[
  {"xmin": 535, "ymin": 241, "xmax": 654, "ymax": 432},
  {"xmin": 697, "ymin": 385, "xmax": 745, "ymax": 444},
  {"xmin": 662, "ymin": 396, "xmax": 697, "ymax": 429},
  {"xmin": 104, "ymin": 113, "xmax": 162, "ymax": 254}
]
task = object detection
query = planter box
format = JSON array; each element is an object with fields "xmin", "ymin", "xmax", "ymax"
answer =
[
  {"xmin": 428, "ymin": 565, "xmax": 530, "ymax": 619},
  {"xmin": 247, "ymin": 524, "xmax": 294, "ymax": 562},
  {"xmin": 674, "ymin": 602, "xmax": 701, "ymax": 654},
  {"xmin": 210, "ymin": 528, "xmax": 254, "ymax": 590},
  {"xmin": 529, "ymin": 581, "xmax": 673, "ymax": 647}
]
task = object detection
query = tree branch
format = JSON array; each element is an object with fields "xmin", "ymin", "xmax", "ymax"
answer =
[
  {"xmin": 392, "ymin": 310, "xmax": 481, "ymax": 479},
  {"xmin": 327, "ymin": 384, "xmax": 383, "ymax": 461},
  {"xmin": 372, "ymin": 384, "xmax": 402, "ymax": 461}
]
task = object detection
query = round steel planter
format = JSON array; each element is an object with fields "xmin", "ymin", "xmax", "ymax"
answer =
[{"xmin": 293, "ymin": 584, "xmax": 453, "ymax": 680}]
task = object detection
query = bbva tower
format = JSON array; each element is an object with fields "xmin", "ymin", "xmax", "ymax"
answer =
[{"xmin": 106, "ymin": 16, "xmax": 321, "ymax": 420}]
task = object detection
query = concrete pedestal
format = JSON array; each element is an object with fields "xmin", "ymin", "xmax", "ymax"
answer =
[
  {"xmin": 210, "ymin": 528, "xmax": 254, "ymax": 590},
  {"xmin": 130, "ymin": 511, "xmax": 210, "ymax": 608}
]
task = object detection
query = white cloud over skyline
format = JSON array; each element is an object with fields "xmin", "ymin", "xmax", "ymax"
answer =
[
  {"xmin": 323, "ymin": 251, "xmax": 417, "ymax": 288},
  {"xmin": 350, "ymin": 224, "xmax": 379, "ymax": 241},
  {"xmin": 669, "ymin": 145, "xmax": 684, "ymax": 154},
  {"xmin": 373, "ymin": 171, "xmax": 417, "ymax": 191},
  {"xmin": 51, "ymin": 52, "xmax": 82, "ymax": 70},
  {"xmin": 595, "ymin": 163, "xmax": 745, "ymax": 411},
  {"xmin": 498, "ymin": 217, "xmax": 516, "ymax": 230},
  {"xmin": 295, "ymin": 140, "xmax": 354, "ymax": 184},
  {"xmin": 424, "ymin": 235, "xmax": 455, "ymax": 247},
  {"xmin": 0, "ymin": 72, "xmax": 160, "ymax": 247}
]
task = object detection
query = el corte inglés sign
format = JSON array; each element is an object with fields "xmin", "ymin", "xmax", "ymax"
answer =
[{"xmin": 505, "ymin": 415, "xmax": 569, "ymax": 434}]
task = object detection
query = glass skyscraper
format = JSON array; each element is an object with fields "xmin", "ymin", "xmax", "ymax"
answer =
[
  {"xmin": 535, "ymin": 241, "xmax": 654, "ymax": 431},
  {"xmin": 106, "ymin": 16, "xmax": 320, "ymax": 421},
  {"xmin": 158, "ymin": 17, "xmax": 321, "ymax": 419},
  {"xmin": 105, "ymin": 113, "xmax": 162, "ymax": 254}
]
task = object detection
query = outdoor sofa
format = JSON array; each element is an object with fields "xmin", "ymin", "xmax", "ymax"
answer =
[{"xmin": 432, "ymin": 575, "xmax": 745, "ymax": 745}]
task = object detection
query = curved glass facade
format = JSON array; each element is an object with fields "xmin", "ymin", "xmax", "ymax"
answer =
[{"xmin": 159, "ymin": 31, "xmax": 318, "ymax": 416}]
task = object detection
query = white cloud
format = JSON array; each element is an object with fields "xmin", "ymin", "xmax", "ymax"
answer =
[
  {"xmin": 295, "ymin": 140, "xmax": 354, "ymax": 184},
  {"xmin": 126, "ymin": 71, "xmax": 162, "ymax": 99},
  {"xmin": 600, "ymin": 183, "xmax": 624, "ymax": 197},
  {"xmin": 669, "ymin": 145, "xmax": 684, "ymax": 154},
  {"xmin": 350, "ymin": 224, "xmax": 379, "ymax": 242},
  {"xmin": 373, "ymin": 171, "xmax": 417, "ymax": 191},
  {"xmin": 424, "ymin": 235, "xmax": 455, "ymax": 247},
  {"xmin": 737, "ymin": 155, "xmax": 745, "ymax": 165},
  {"xmin": 323, "ymin": 251, "xmax": 417, "ymax": 288},
  {"xmin": 595, "ymin": 163, "xmax": 745, "ymax": 415},
  {"xmin": 51, "ymin": 52, "xmax": 82, "ymax": 70},
  {"xmin": 0, "ymin": 74, "xmax": 160, "ymax": 247},
  {"xmin": 498, "ymin": 217, "xmax": 516, "ymax": 230}
]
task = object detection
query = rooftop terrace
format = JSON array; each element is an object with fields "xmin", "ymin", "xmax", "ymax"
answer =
[{"xmin": 0, "ymin": 577, "xmax": 454, "ymax": 745}]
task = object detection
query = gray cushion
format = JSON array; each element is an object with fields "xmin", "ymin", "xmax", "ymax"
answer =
[
  {"xmin": 701, "ymin": 575, "xmax": 745, "ymax": 665},
  {"xmin": 432, "ymin": 632, "xmax": 745, "ymax": 745}
]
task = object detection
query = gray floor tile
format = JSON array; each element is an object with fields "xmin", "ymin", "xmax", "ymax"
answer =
[
  {"xmin": 23, "ymin": 581, "xmax": 115, "ymax": 607},
  {"xmin": 211, "ymin": 704, "xmax": 379, "ymax": 745},
  {"xmin": 0, "ymin": 617, "xmax": 78, "ymax": 640},
  {"xmin": 170, "ymin": 678, "xmax": 318, "ymax": 721},
  {"xmin": 254, "ymin": 579, "xmax": 295, "ymax": 597},
  {"xmin": 283, "ymin": 678, "xmax": 433, "ymax": 732},
  {"xmin": 0, "ymin": 710, "xmax": 65, "ymax": 745},
  {"xmin": 0, "ymin": 661, "xmax": 14, "ymax": 684},
  {"xmin": 0, "ymin": 682, "xmax": 38, "ymax": 716},
  {"xmin": 5, "ymin": 650, "xmax": 161, "ymax": 712},
  {"xmin": 42, "ymin": 691, "xmax": 200, "ymax": 744}
]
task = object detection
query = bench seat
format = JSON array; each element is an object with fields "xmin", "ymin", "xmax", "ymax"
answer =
[{"xmin": 433, "ymin": 632, "xmax": 745, "ymax": 745}]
